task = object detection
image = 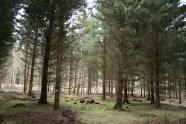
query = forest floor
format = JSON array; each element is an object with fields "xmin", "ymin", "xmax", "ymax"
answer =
[{"xmin": 0, "ymin": 91, "xmax": 186, "ymax": 124}]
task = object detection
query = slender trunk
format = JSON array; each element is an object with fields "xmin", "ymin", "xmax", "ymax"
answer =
[
  {"xmin": 96, "ymin": 72, "xmax": 99, "ymax": 94},
  {"xmin": 69, "ymin": 50, "xmax": 73, "ymax": 95},
  {"xmin": 173, "ymin": 81, "xmax": 175, "ymax": 98},
  {"xmin": 109, "ymin": 80, "xmax": 111, "ymax": 94},
  {"xmin": 28, "ymin": 29, "xmax": 38, "ymax": 96},
  {"xmin": 184, "ymin": 67, "xmax": 186, "ymax": 94},
  {"xmin": 54, "ymin": 42, "xmax": 62, "ymax": 110},
  {"xmin": 73, "ymin": 61, "xmax": 77, "ymax": 94},
  {"xmin": 150, "ymin": 71, "xmax": 155, "ymax": 104},
  {"xmin": 131, "ymin": 79, "xmax": 134, "ymax": 96},
  {"xmin": 175, "ymin": 81, "xmax": 178, "ymax": 99},
  {"xmin": 123, "ymin": 78, "xmax": 129, "ymax": 104},
  {"xmin": 102, "ymin": 39, "xmax": 106, "ymax": 100},
  {"xmin": 11, "ymin": 59, "xmax": 14, "ymax": 88},
  {"xmin": 77, "ymin": 84, "xmax": 80, "ymax": 96},
  {"xmin": 39, "ymin": 1, "xmax": 55, "ymax": 104},
  {"xmin": 147, "ymin": 76, "xmax": 150, "ymax": 100},
  {"xmin": 178, "ymin": 79, "xmax": 182, "ymax": 104},
  {"xmin": 81, "ymin": 71, "xmax": 83, "ymax": 94},
  {"xmin": 155, "ymin": 31, "xmax": 160, "ymax": 107},
  {"xmin": 24, "ymin": 43, "xmax": 28, "ymax": 92},
  {"xmin": 123, "ymin": 38, "xmax": 129, "ymax": 104},
  {"xmin": 87, "ymin": 68, "xmax": 91, "ymax": 95},
  {"xmin": 54, "ymin": 0, "xmax": 64, "ymax": 109},
  {"xmin": 48, "ymin": 74, "xmax": 51, "ymax": 92},
  {"xmin": 168, "ymin": 77, "xmax": 172, "ymax": 98},
  {"xmin": 140, "ymin": 79, "xmax": 143, "ymax": 97},
  {"xmin": 110, "ymin": 80, "xmax": 113, "ymax": 98},
  {"xmin": 143, "ymin": 78, "xmax": 146, "ymax": 97}
]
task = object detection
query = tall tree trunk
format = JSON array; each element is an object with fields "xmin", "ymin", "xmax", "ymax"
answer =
[
  {"xmin": 77, "ymin": 84, "xmax": 80, "ymax": 96},
  {"xmin": 131, "ymin": 79, "xmax": 134, "ymax": 96},
  {"xmin": 114, "ymin": 78, "xmax": 123, "ymax": 109},
  {"xmin": 81, "ymin": 71, "xmax": 84, "ymax": 94},
  {"xmin": 54, "ymin": 41, "xmax": 62, "ymax": 110},
  {"xmin": 140, "ymin": 79, "xmax": 143, "ymax": 97},
  {"xmin": 114, "ymin": 41, "xmax": 124, "ymax": 109},
  {"xmin": 123, "ymin": 78, "xmax": 129, "ymax": 104},
  {"xmin": 184, "ymin": 67, "xmax": 186, "ymax": 94},
  {"xmin": 102, "ymin": 39, "xmax": 106, "ymax": 100},
  {"xmin": 110, "ymin": 80, "xmax": 113, "ymax": 98},
  {"xmin": 155, "ymin": 31, "xmax": 160, "ymax": 107},
  {"xmin": 48, "ymin": 74, "xmax": 51, "ymax": 92},
  {"xmin": 178, "ymin": 79, "xmax": 182, "ymax": 104},
  {"xmin": 87, "ymin": 68, "xmax": 91, "ymax": 95},
  {"xmin": 28, "ymin": 29, "xmax": 38, "ymax": 96},
  {"xmin": 150, "ymin": 71, "xmax": 155, "ymax": 104},
  {"xmin": 73, "ymin": 60, "xmax": 77, "ymax": 94},
  {"xmin": 123, "ymin": 39, "xmax": 129, "ymax": 104},
  {"xmin": 175, "ymin": 81, "xmax": 178, "ymax": 99},
  {"xmin": 54, "ymin": 0, "xmax": 64, "ymax": 109},
  {"xmin": 143, "ymin": 78, "xmax": 146, "ymax": 97},
  {"xmin": 24, "ymin": 43, "xmax": 28, "ymax": 92},
  {"xmin": 96, "ymin": 71, "xmax": 99, "ymax": 94},
  {"xmin": 147, "ymin": 77, "xmax": 150, "ymax": 101},
  {"xmin": 109, "ymin": 80, "xmax": 111, "ymax": 95},
  {"xmin": 39, "ymin": 1, "xmax": 55, "ymax": 104},
  {"xmin": 168, "ymin": 75, "xmax": 172, "ymax": 98},
  {"xmin": 69, "ymin": 50, "xmax": 73, "ymax": 95}
]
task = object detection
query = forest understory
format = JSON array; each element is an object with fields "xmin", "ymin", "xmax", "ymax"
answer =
[{"xmin": 0, "ymin": 90, "xmax": 186, "ymax": 124}]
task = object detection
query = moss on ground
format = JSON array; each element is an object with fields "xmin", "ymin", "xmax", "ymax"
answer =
[
  {"xmin": 60, "ymin": 98, "xmax": 186, "ymax": 124},
  {"xmin": 0, "ymin": 92, "xmax": 185, "ymax": 124}
]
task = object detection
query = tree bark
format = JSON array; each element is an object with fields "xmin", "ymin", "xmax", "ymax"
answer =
[
  {"xmin": 24, "ymin": 42, "xmax": 28, "ymax": 92},
  {"xmin": 54, "ymin": 0, "xmax": 65, "ymax": 109},
  {"xmin": 155, "ymin": 31, "xmax": 160, "ymax": 107},
  {"xmin": 184, "ymin": 67, "xmax": 186, "ymax": 94},
  {"xmin": 73, "ymin": 60, "xmax": 78, "ymax": 94},
  {"xmin": 114, "ymin": 78, "xmax": 123, "ymax": 109},
  {"xmin": 178, "ymin": 79, "xmax": 182, "ymax": 104},
  {"xmin": 150, "ymin": 71, "xmax": 155, "ymax": 104},
  {"xmin": 175, "ymin": 81, "xmax": 178, "ymax": 99},
  {"xmin": 102, "ymin": 39, "xmax": 106, "ymax": 100},
  {"xmin": 39, "ymin": 1, "xmax": 55, "ymax": 104},
  {"xmin": 123, "ymin": 78, "xmax": 129, "ymax": 104},
  {"xmin": 54, "ymin": 41, "xmax": 62, "ymax": 110},
  {"xmin": 114, "ymin": 41, "xmax": 124, "ymax": 109},
  {"xmin": 143, "ymin": 78, "xmax": 146, "ymax": 97},
  {"xmin": 28, "ymin": 29, "xmax": 38, "ymax": 96},
  {"xmin": 140, "ymin": 79, "xmax": 143, "ymax": 97},
  {"xmin": 87, "ymin": 68, "xmax": 91, "ymax": 95},
  {"xmin": 69, "ymin": 50, "xmax": 73, "ymax": 95},
  {"xmin": 110, "ymin": 80, "xmax": 113, "ymax": 98},
  {"xmin": 131, "ymin": 79, "xmax": 134, "ymax": 96},
  {"xmin": 147, "ymin": 77, "xmax": 150, "ymax": 101}
]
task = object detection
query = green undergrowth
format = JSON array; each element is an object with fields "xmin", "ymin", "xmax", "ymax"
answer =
[
  {"xmin": 61, "ymin": 98, "xmax": 186, "ymax": 124},
  {"xmin": 0, "ymin": 100, "xmax": 54, "ymax": 114},
  {"xmin": 61, "ymin": 99, "xmax": 114, "ymax": 113},
  {"xmin": 0, "ymin": 92, "xmax": 185, "ymax": 124}
]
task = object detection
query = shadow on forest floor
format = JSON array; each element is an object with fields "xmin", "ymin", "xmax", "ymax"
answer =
[
  {"xmin": 0, "ymin": 91, "xmax": 186, "ymax": 124},
  {"xmin": 59, "ymin": 94, "xmax": 186, "ymax": 124},
  {"xmin": 0, "ymin": 91, "xmax": 79, "ymax": 124}
]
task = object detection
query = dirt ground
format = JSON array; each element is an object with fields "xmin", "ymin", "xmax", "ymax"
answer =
[
  {"xmin": 0, "ymin": 91, "xmax": 79, "ymax": 124},
  {"xmin": 0, "ymin": 90, "xmax": 186, "ymax": 124}
]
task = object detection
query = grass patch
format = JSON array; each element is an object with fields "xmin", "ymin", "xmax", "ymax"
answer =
[
  {"xmin": 62, "ymin": 98, "xmax": 186, "ymax": 124},
  {"xmin": 139, "ymin": 113, "xmax": 157, "ymax": 117}
]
